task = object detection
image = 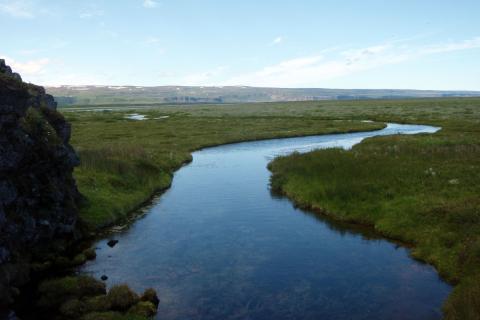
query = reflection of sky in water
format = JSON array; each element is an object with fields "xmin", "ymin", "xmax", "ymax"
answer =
[
  {"xmin": 81, "ymin": 123, "xmax": 447, "ymax": 320},
  {"xmin": 125, "ymin": 113, "xmax": 148, "ymax": 120}
]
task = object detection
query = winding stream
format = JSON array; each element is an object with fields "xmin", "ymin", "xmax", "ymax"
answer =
[{"xmin": 80, "ymin": 123, "xmax": 450, "ymax": 320}]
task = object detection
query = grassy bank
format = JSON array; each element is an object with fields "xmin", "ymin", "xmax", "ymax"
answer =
[
  {"xmin": 267, "ymin": 98, "xmax": 480, "ymax": 319},
  {"xmin": 65, "ymin": 106, "xmax": 383, "ymax": 228}
]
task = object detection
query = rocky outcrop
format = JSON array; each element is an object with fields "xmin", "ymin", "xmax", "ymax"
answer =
[{"xmin": 0, "ymin": 60, "xmax": 81, "ymax": 308}]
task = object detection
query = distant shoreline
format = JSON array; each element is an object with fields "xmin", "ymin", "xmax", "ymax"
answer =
[{"xmin": 46, "ymin": 86, "xmax": 480, "ymax": 106}]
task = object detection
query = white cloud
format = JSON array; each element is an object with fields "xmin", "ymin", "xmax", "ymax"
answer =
[
  {"xmin": 271, "ymin": 36, "xmax": 283, "ymax": 46},
  {"xmin": 0, "ymin": 0, "xmax": 34, "ymax": 18},
  {"xmin": 0, "ymin": 56, "xmax": 50, "ymax": 75},
  {"xmin": 225, "ymin": 37, "xmax": 480, "ymax": 87},
  {"xmin": 143, "ymin": 0, "xmax": 158, "ymax": 8}
]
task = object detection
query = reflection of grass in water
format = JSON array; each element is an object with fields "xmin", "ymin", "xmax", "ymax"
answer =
[{"xmin": 268, "ymin": 99, "xmax": 480, "ymax": 319}]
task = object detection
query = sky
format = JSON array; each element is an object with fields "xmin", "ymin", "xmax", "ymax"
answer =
[{"xmin": 1, "ymin": 0, "xmax": 479, "ymax": 90}]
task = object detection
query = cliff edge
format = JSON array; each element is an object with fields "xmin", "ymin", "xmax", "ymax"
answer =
[{"xmin": 0, "ymin": 59, "xmax": 81, "ymax": 308}]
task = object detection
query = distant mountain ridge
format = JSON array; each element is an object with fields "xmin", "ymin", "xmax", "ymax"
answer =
[{"xmin": 46, "ymin": 85, "xmax": 480, "ymax": 106}]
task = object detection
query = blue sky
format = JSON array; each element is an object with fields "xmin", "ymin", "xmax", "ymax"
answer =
[{"xmin": 1, "ymin": 0, "xmax": 479, "ymax": 89}]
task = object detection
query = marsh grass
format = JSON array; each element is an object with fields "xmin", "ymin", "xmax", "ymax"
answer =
[{"xmin": 68, "ymin": 109, "xmax": 382, "ymax": 227}]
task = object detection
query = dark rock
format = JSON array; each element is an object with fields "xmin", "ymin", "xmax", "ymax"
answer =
[
  {"xmin": 0, "ymin": 247, "xmax": 9, "ymax": 264},
  {"xmin": 0, "ymin": 61, "xmax": 82, "ymax": 308},
  {"xmin": 6, "ymin": 311, "xmax": 19, "ymax": 320},
  {"xmin": 11, "ymin": 73, "xmax": 21, "ymax": 82},
  {"xmin": 107, "ymin": 240, "xmax": 118, "ymax": 248},
  {"xmin": 10, "ymin": 287, "xmax": 20, "ymax": 298},
  {"xmin": 101, "ymin": 275, "xmax": 108, "ymax": 281}
]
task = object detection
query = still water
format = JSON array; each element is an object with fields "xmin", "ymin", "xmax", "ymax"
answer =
[{"xmin": 80, "ymin": 123, "xmax": 450, "ymax": 320}]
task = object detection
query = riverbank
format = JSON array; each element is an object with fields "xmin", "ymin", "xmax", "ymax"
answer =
[
  {"xmin": 67, "ymin": 109, "xmax": 383, "ymax": 229},
  {"xmin": 267, "ymin": 99, "xmax": 480, "ymax": 319}
]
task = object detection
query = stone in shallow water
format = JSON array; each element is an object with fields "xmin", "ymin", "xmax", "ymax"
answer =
[{"xmin": 107, "ymin": 240, "xmax": 118, "ymax": 248}]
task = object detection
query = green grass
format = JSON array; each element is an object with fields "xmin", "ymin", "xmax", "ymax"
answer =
[
  {"xmin": 67, "ymin": 107, "xmax": 383, "ymax": 227},
  {"xmin": 267, "ymin": 98, "xmax": 480, "ymax": 319}
]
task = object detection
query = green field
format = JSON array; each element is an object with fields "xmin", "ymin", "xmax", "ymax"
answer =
[
  {"xmin": 65, "ymin": 103, "xmax": 383, "ymax": 227},
  {"xmin": 64, "ymin": 98, "xmax": 480, "ymax": 319}
]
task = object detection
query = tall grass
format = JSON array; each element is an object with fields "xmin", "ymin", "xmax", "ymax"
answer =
[{"xmin": 75, "ymin": 144, "xmax": 172, "ymax": 227}]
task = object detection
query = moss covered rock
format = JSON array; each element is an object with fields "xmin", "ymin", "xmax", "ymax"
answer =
[
  {"xmin": 128, "ymin": 301, "xmax": 156, "ymax": 318},
  {"xmin": 140, "ymin": 288, "xmax": 159, "ymax": 307},
  {"xmin": 106, "ymin": 285, "xmax": 139, "ymax": 311},
  {"xmin": 36, "ymin": 276, "xmax": 157, "ymax": 319},
  {"xmin": 59, "ymin": 299, "xmax": 87, "ymax": 318},
  {"xmin": 72, "ymin": 253, "xmax": 87, "ymax": 266},
  {"xmin": 37, "ymin": 276, "xmax": 106, "ymax": 309},
  {"xmin": 84, "ymin": 295, "xmax": 111, "ymax": 313}
]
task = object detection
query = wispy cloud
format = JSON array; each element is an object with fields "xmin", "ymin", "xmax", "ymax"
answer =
[
  {"xmin": 18, "ymin": 48, "xmax": 42, "ymax": 56},
  {"xmin": 0, "ymin": 0, "xmax": 55, "ymax": 19},
  {"xmin": 225, "ymin": 37, "xmax": 480, "ymax": 87},
  {"xmin": 0, "ymin": 0, "xmax": 34, "ymax": 18},
  {"xmin": 420, "ymin": 37, "xmax": 480, "ymax": 54},
  {"xmin": 0, "ymin": 55, "xmax": 50, "ymax": 75},
  {"xmin": 145, "ymin": 36, "xmax": 160, "ymax": 44},
  {"xmin": 143, "ymin": 0, "xmax": 158, "ymax": 8},
  {"xmin": 270, "ymin": 36, "xmax": 283, "ymax": 46},
  {"xmin": 80, "ymin": 6, "xmax": 104, "ymax": 19},
  {"xmin": 143, "ymin": 37, "xmax": 165, "ymax": 54}
]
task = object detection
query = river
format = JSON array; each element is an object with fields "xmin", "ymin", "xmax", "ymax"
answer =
[{"xmin": 80, "ymin": 123, "xmax": 450, "ymax": 320}]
